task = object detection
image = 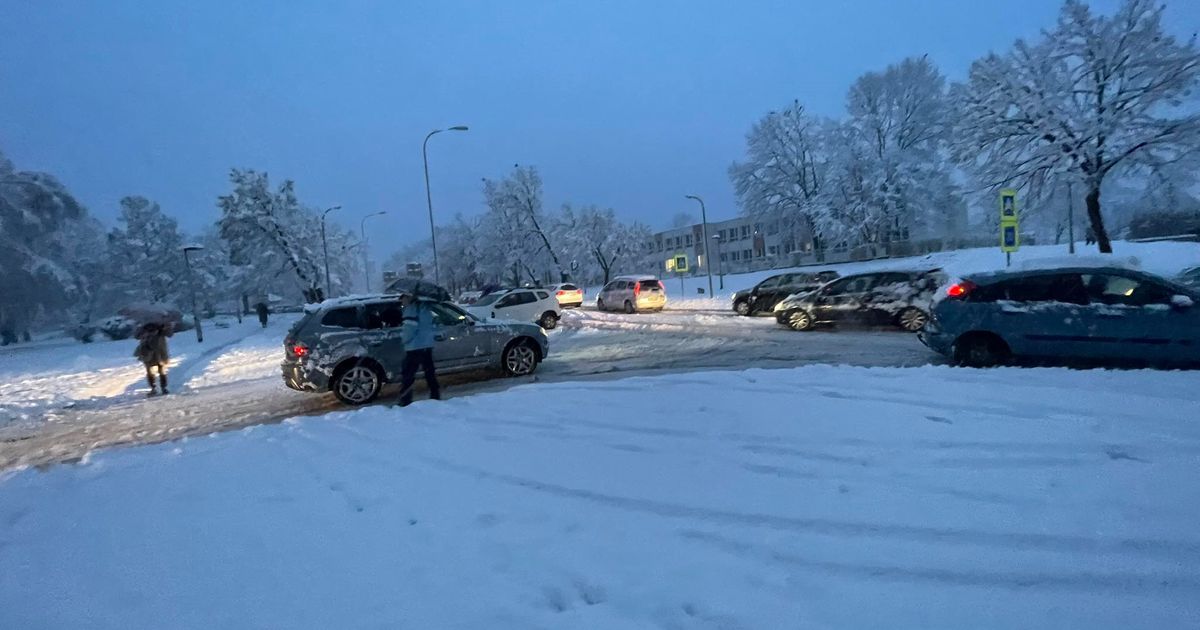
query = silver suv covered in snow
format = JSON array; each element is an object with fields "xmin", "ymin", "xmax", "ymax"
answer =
[{"xmin": 282, "ymin": 294, "xmax": 549, "ymax": 405}]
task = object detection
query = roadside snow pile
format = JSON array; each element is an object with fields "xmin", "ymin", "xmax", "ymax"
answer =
[{"xmin": 3, "ymin": 366, "xmax": 1198, "ymax": 629}]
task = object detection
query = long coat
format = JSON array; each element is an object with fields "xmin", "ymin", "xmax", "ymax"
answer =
[{"xmin": 134, "ymin": 325, "xmax": 170, "ymax": 366}]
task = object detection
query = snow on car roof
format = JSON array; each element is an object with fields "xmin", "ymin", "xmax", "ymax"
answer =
[
  {"xmin": 614, "ymin": 274, "xmax": 661, "ymax": 281},
  {"xmin": 303, "ymin": 293, "xmax": 400, "ymax": 312},
  {"xmin": 1016, "ymin": 254, "xmax": 1143, "ymax": 272}
]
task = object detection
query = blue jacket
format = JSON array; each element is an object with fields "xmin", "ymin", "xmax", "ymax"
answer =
[{"xmin": 401, "ymin": 300, "xmax": 437, "ymax": 350}]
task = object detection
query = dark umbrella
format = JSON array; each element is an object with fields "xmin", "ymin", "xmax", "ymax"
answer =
[
  {"xmin": 118, "ymin": 303, "xmax": 183, "ymax": 326},
  {"xmin": 385, "ymin": 278, "xmax": 452, "ymax": 302}
]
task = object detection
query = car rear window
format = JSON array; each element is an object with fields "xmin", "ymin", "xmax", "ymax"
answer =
[
  {"xmin": 998, "ymin": 273, "xmax": 1088, "ymax": 304},
  {"xmin": 321, "ymin": 307, "xmax": 360, "ymax": 328},
  {"xmin": 638, "ymin": 280, "xmax": 663, "ymax": 291},
  {"xmin": 560, "ymin": 284, "xmax": 579, "ymax": 291}
]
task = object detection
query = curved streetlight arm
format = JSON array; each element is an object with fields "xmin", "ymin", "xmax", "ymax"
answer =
[
  {"xmin": 422, "ymin": 125, "xmax": 469, "ymax": 286},
  {"xmin": 685, "ymin": 195, "xmax": 714, "ymax": 297}
]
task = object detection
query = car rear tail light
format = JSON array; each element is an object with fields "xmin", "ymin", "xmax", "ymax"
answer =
[
  {"xmin": 557, "ymin": 290, "xmax": 565, "ymax": 296},
  {"xmin": 289, "ymin": 341, "xmax": 308, "ymax": 358},
  {"xmin": 634, "ymin": 283, "xmax": 642, "ymax": 297},
  {"xmin": 945, "ymin": 280, "xmax": 976, "ymax": 299}
]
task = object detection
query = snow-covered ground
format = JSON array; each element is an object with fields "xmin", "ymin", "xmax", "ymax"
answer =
[
  {"xmin": 0, "ymin": 315, "xmax": 299, "ymax": 429},
  {"xmin": 2, "ymin": 365, "xmax": 1198, "ymax": 628},
  {"xmin": 652, "ymin": 239, "xmax": 1200, "ymax": 309}
]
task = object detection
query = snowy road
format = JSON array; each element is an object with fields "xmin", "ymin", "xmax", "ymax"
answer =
[
  {"xmin": 0, "ymin": 309, "xmax": 933, "ymax": 470},
  {"xmin": 3, "ymin": 366, "xmax": 1198, "ymax": 628}
]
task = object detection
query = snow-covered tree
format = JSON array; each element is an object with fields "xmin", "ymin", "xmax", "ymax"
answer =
[
  {"xmin": 825, "ymin": 56, "xmax": 962, "ymax": 247},
  {"xmin": 955, "ymin": 0, "xmax": 1200, "ymax": 253},
  {"xmin": 0, "ymin": 149, "xmax": 93, "ymax": 339},
  {"xmin": 729, "ymin": 100, "xmax": 831, "ymax": 250},
  {"xmin": 105, "ymin": 196, "xmax": 187, "ymax": 305},
  {"xmin": 217, "ymin": 169, "xmax": 325, "ymax": 302},
  {"xmin": 479, "ymin": 165, "xmax": 563, "ymax": 284},
  {"xmin": 555, "ymin": 204, "xmax": 652, "ymax": 285}
]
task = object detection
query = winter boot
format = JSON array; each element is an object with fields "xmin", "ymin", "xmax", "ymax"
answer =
[
  {"xmin": 159, "ymin": 373, "xmax": 169, "ymax": 395},
  {"xmin": 146, "ymin": 372, "xmax": 159, "ymax": 397}
]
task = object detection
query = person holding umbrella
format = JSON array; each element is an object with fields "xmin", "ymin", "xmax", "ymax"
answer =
[{"xmin": 134, "ymin": 321, "xmax": 172, "ymax": 396}]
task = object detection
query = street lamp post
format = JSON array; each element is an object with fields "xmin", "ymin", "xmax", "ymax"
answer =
[
  {"xmin": 685, "ymin": 195, "xmax": 714, "ymax": 297},
  {"xmin": 423, "ymin": 125, "xmax": 469, "ymax": 286},
  {"xmin": 181, "ymin": 245, "xmax": 204, "ymax": 343},
  {"xmin": 321, "ymin": 205, "xmax": 342, "ymax": 299},
  {"xmin": 360, "ymin": 211, "xmax": 387, "ymax": 292},
  {"xmin": 712, "ymin": 234, "xmax": 724, "ymax": 290}
]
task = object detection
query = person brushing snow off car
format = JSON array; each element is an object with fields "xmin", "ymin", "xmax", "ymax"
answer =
[
  {"xmin": 134, "ymin": 322, "xmax": 172, "ymax": 396},
  {"xmin": 396, "ymin": 293, "xmax": 441, "ymax": 407}
]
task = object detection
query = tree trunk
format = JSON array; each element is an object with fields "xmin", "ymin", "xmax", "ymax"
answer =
[{"xmin": 1085, "ymin": 185, "xmax": 1112, "ymax": 253}]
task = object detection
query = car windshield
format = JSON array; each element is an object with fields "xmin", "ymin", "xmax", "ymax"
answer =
[{"xmin": 473, "ymin": 292, "xmax": 504, "ymax": 306}]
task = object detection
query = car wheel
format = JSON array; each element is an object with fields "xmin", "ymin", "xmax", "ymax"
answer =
[
  {"xmin": 897, "ymin": 307, "xmax": 928, "ymax": 332},
  {"xmin": 734, "ymin": 300, "xmax": 752, "ymax": 316},
  {"xmin": 786, "ymin": 309, "xmax": 813, "ymax": 331},
  {"xmin": 539, "ymin": 311, "xmax": 558, "ymax": 330},
  {"xmin": 597, "ymin": 298, "xmax": 606, "ymax": 311},
  {"xmin": 503, "ymin": 340, "xmax": 540, "ymax": 376},
  {"xmin": 953, "ymin": 333, "xmax": 1009, "ymax": 368},
  {"xmin": 624, "ymin": 300, "xmax": 635, "ymax": 314},
  {"xmin": 333, "ymin": 362, "xmax": 383, "ymax": 405}
]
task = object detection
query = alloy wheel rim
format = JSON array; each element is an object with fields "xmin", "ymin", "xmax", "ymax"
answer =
[
  {"xmin": 339, "ymin": 366, "xmax": 378, "ymax": 403},
  {"xmin": 901, "ymin": 309, "xmax": 927, "ymax": 331},
  {"xmin": 789, "ymin": 311, "xmax": 809, "ymax": 329},
  {"xmin": 507, "ymin": 345, "xmax": 536, "ymax": 374}
]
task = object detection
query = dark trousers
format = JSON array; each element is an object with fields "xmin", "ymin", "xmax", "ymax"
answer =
[{"xmin": 399, "ymin": 348, "xmax": 440, "ymax": 407}]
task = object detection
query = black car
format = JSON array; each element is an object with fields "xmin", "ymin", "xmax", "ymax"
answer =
[
  {"xmin": 732, "ymin": 270, "xmax": 840, "ymax": 316},
  {"xmin": 773, "ymin": 269, "xmax": 945, "ymax": 332}
]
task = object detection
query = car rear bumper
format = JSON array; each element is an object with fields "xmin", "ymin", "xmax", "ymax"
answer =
[
  {"xmin": 636, "ymin": 297, "xmax": 666, "ymax": 309},
  {"xmin": 281, "ymin": 360, "xmax": 327, "ymax": 392},
  {"xmin": 918, "ymin": 330, "xmax": 955, "ymax": 356}
]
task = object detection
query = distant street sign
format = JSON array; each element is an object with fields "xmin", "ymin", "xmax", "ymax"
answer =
[
  {"xmin": 674, "ymin": 254, "xmax": 688, "ymax": 272},
  {"xmin": 999, "ymin": 189, "xmax": 1020, "ymax": 254}
]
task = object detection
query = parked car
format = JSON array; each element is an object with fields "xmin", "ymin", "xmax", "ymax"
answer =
[
  {"xmin": 596, "ymin": 275, "xmax": 667, "ymax": 313},
  {"xmin": 920, "ymin": 266, "xmax": 1200, "ymax": 367},
  {"xmin": 1177, "ymin": 266, "xmax": 1200, "ymax": 290},
  {"xmin": 774, "ymin": 270, "xmax": 945, "ymax": 332},
  {"xmin": 463, "ymin": 288, "xmax": 562, "ymax": 329},
  {"xmin": 732, "ymin": 270, "xmax": 840, "ymax": 316},
  {"xmin": 548, "ymin": 283, "xmax": 585, "ymax": 308},
  {"xmin": 282, "ymin": 294, "xmax": 549, "ymax": 405}
]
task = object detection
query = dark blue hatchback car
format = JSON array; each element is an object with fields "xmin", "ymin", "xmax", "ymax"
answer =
[{"xmin": 921, "ymin": 266, "xmax": 1200, "ymax": 367}]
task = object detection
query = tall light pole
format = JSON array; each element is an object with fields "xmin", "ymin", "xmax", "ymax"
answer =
[
  {"xmin": 423, "ymin": 125, "xmax": 469, "ymax": 286},
  {"xmin": 685, "ymin": 195, "xmax": 714, "ymax": 297},
  {"xmin": 321, "ymin": 205, "xmax": 341, "ymax": 299},
  {"xmin": 360, "ymin": 211, "xmax": 387, "ymax": 292},
  {"xmin": 712, "ymin": 234, "xmax": 724, "ymax": 290},
  {"xmin": 181, "ymin": 245, "xmax": 204, "ymax": 343},
  {"xmin": 1066, "ymin": 181, "xmax": 1076, "ymax": 255}
]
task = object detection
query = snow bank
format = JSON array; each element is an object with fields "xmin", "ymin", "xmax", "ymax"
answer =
[{"xmin": 2, "ymin": 365, "xmax": 1198, "ymax": 628}]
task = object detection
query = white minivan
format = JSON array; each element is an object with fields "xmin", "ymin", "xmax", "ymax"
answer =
[
  {"xmin": 464, "ymin": 288, "xmax": 562, "ymax": 329},
  {"xmin": 596, "ymin": 275, "xmax": 667, "ymax": 313}
]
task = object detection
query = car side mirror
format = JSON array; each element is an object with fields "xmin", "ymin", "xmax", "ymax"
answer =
[{"xmin": 1171, "ymin": 295, "xmax": 1194, "ymax": 310}]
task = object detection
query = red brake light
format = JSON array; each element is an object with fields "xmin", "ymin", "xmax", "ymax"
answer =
[
  {"xmin": 290, "ymin": 341, "xmax": 308, "ymax": 357},
  {"xmin": 946, "ymin": 281, "xmax": 975, "ymax": 299},
  {"xmin": 557, "ymin": 290, "xmax": 565, "ymax": 296},
  {"xmin": 633, "ymin": 282, "xmax": 641, "ymax": 296}
]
